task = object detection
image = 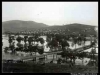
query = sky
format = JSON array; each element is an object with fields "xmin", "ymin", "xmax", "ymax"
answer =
[{"xmin": 2, "ymin": 2, "xmax": 98, "ymax": 26}]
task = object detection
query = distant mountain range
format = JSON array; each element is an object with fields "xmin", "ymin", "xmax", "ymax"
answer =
[{"xmin": 2, "ymin": 20, "xmax": 97, "ymax": 35}]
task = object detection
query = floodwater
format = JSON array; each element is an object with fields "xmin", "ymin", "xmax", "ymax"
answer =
[{"xmin": 2, "ymin": 35, "xmax": 98, "ymax": 65}]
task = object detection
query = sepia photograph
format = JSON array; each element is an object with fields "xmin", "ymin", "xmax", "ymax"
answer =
[{"xmin": 2, "ymin": 2, "xmax": 98, "ymax": 73}]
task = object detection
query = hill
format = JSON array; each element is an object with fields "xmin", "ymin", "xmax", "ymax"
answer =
[
  {"xmin": 43, "ymin": 23, "xmax": 96, "ymax": 36},
  {"xmin": 2, "ymin": 20, "xmax": 48, "ymax": 33},
  {"xmin": 2, "ymin": 20, "xmax": 97, "ymax": 36}
]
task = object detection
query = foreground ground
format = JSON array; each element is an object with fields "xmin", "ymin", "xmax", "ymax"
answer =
[{"xmin": 2, "ymin": 62, "xmax": 98, "ymax": 73}]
